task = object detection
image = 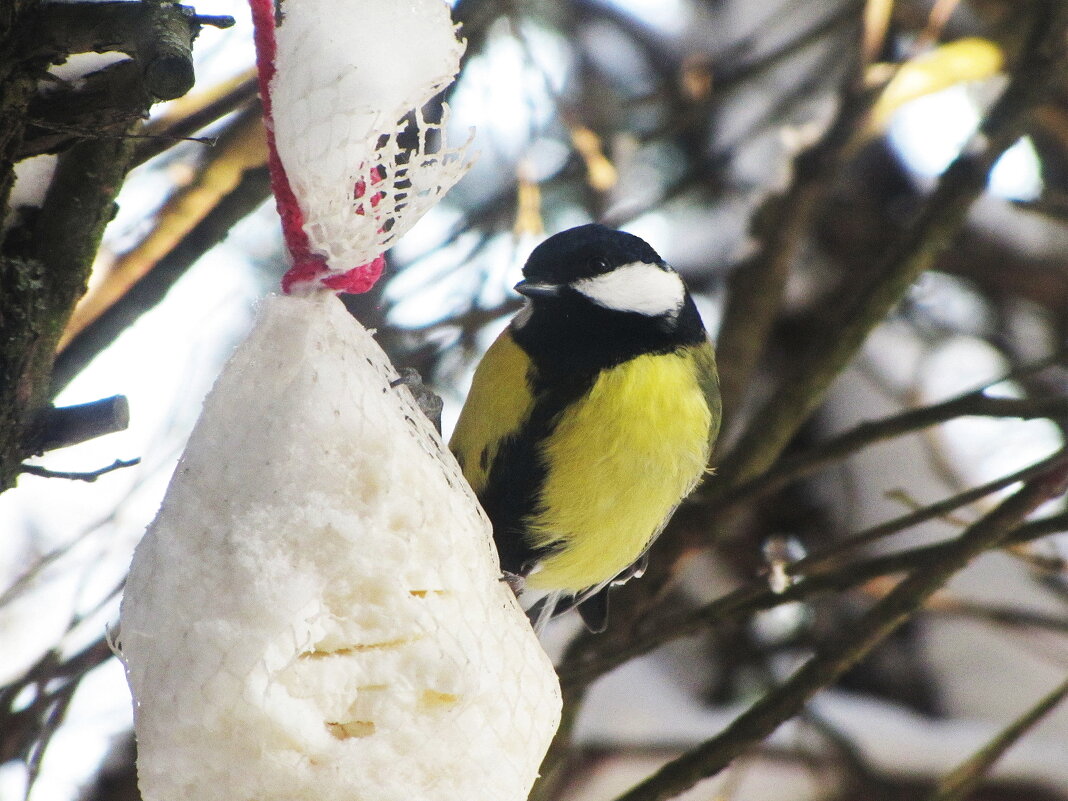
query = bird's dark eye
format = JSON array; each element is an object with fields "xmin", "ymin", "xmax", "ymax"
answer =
[{"xmin": 588, "ymin": 257, "xmax": 610, "ymax": 273}]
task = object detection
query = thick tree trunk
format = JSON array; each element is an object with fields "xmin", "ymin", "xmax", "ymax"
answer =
[{"xmin": 0, "ymin": 2, "xmax": 210, "ymax": 491}]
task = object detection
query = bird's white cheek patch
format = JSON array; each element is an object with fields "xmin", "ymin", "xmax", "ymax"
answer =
[{"xmin": 573, "ymin": 261, "xmax": 685, "ymax": 317}]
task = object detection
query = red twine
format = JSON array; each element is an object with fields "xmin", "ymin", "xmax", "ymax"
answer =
[{"xmin": 248, "ymin": 0, "xmax": 385, "ymax": 295}]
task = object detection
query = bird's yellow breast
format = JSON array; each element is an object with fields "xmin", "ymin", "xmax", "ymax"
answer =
[
  {"xmin": 449, "ymin": 330, "xmax": 535, "ymax": 495},
  {"xmin": 525, "ymin": 348, "xmax": 713, "ymax": 591}
]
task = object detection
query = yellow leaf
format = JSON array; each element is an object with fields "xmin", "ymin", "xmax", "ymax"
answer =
[
  {"xmin": 513, "ymin": 159, "xmax": 544, "ymax": 237},
  {"xmin": 870, "ymin": 37, "xmax": 1004, "ymax": 130},
  {"xmin": 570, "ymin": 125, "xmax": 618, "ymax": 192}
]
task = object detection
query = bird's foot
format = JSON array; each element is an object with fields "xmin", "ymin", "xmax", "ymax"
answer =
[
  {"xmin": 390, "ymin": 367, "xmax": 443, "ymax": 434},
  {"xmin": 499, "ymin": 571, "xmax": 524, "ymax": 597}
]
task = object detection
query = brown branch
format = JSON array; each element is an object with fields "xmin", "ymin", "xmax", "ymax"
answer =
[
  {"xmin": 712, "ymin": 2, "xmax": 1068, "ymax": 490},
  {"xmin": 784, "ymin": 448, "xmax": 1068, "ymax": 571},
  {"xmin": 818, "ymin": 143, "xmax": 1068, "ymax": 322},
  {"xmin": 19, "ymin": 60, "xmax": 152, "ymax": 158},
  {"xmin": 1, "ymin": 0, "xmax": 212, "ymax": 495},
  {"xmin": 715, "ymin": 56, "xmax": 874, "ymax": 430},
  {"xmin": 0, "ymin": 638, "xmax": 113, "ymax": 766},
  {"xmin": 929, "ymin": 674, "xmax": 1068, "ymax": 801},
  {"xmin": 51, "ymin": 164, "xmax": 271, "ymax": 394},
  {"xmin": 713, "ymin": 390, "xmax": 1068, "ymax": 510},
  {"xmin": 20, "ymin": 2, "xmax": 229, "ymax": 101},
  {"xmin": 0, "ymin": 132, "xmax": 136, "ymax": 491},
  {"xmin": 559, "ymin": 507, "xmax": 1068, "ymax": 694},
  {"xmin": 132, "ymin": 71, "xmax": 259, "ymax": 166},
  {"xmin": 58, "ymin": 105, "xmax": 268, "ymax": 350},
  {"xmin": 22, "ymin": 66, "xmax": 253, "ymax": 162},
  {"xmin": 609, "ymin": 458, "xmax": 1068, "ymax": 801},
  {"xmin": 926, "ymin": 598, "xmax": 1068, "ymax": 635}
]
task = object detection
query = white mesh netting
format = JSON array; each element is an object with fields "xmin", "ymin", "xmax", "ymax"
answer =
[
  {"xmin": 119, "ymin": 294, "xmax": 561, "ymax": 801},
  {"xmin": 270, "ymin": 0, "xmax": 472, "ymax": 276}
]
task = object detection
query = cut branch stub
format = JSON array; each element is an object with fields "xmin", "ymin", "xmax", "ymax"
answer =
[
  {"xmin": 25, "ymin": 395, "xmax": 130, "ymax": 454},
  {"xmin": 21, "ymin": 2, "xmax": 231, "ymax": 100}
]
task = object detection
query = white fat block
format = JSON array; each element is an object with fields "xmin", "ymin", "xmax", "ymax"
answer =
[
  {"xmin": 270, "ymin": 0, "xmax": 472, "ymax": 275},
  {"xmin": 120, "ymin": 293, "xmax": 560, "ymax": 801}
]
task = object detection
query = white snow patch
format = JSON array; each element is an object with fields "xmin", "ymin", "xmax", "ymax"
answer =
[
  {"xmin": 46, "ymin": 52, "xmax": 130, "ymax": 85},
  {"xmin": 2, "ymin": 155, "xmax": 57, "ymax": 233}
]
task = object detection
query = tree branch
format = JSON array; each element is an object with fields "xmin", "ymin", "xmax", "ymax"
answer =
[
  {"xmin": 0, "ymin": 132, "xmax": 135, "ymax": 491},
  {"xmin": 131, "ymin": 71, "xmax": 258, "ymax": 166},
  {"xmin": 609, "ymin": 458, "xmax": 1068, "ymax": 801},
  {"xmin": 715, "ymin": 35, "xmax": 871, "ymax": 430},
  {"xmin": 0, "ymin": 638, "xmax": 114, "ymax": 771},
  {"xmin": 20, "ymin": 2, "xmax": 231, "ymax": 101},
  {"xmin": 786, "ymin": 447, "xmax": 1068, "ymax": 571},
  {"xmin": 19, "ymin": 457, "xmax": 139, "ymax": 482},
  {"xmin": 1, "ymin": 0, "xmax": 213, "ymax": 494},
  {"xmin": 929, "ymin": 674, "xmax": 1068, "ymax": 801},
  {"xmin": 712, "ymin": 2, "xmax": 1068, "ymax": 489},
  {"xmin": 926, "ymin": 598, "xmax": 1068, "ymax": 636},
  {"xmin": 19, "ymin": 60, "xmax": 152, "ymax": 158},
  {"xmin": 51, "ymin": 164, "xmax": 271, "ymax": 394},
  {"xmin": 560, "ymin": 504, "xmax": 1068, "ymax": 694},
  {"xmin": 24, "ymin": 395, "xmax": 129, "ymax": 453},
  {"xmin": 713, "ymin": 389, "xmax": 1068, "ymax": 510}
]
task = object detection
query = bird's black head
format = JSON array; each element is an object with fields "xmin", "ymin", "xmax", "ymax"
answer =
[
  {"xmin": 510, "ymin": 224, "xmax": 707, "ymax": 377},
  {"xmin": 521, "ymin": 223, "xmax": 662, "ymax": 286}
]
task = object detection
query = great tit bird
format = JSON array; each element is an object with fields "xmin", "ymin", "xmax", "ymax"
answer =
[{"xmin": 449, "ymin": 224, "xmax": 721, "ymax": 632}]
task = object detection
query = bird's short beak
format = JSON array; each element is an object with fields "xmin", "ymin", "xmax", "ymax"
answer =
[{"xmin": 514, "ymin": 280, "xmax": 561, "ymax": 298}]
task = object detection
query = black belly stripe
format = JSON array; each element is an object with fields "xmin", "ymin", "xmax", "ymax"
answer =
[{"xmin": 478, "ymin": 362, "xmax": 597, "ymax": 576}]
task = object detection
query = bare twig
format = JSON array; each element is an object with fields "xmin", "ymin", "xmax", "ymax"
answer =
[
  {"xmin": 192, "ymin": 14, "xmax": 236, "ymax": 29},
  {"xmin": 1, "ymin": 1, "xmax": 214, "ymax": 494},
  {"xmin": 560, "ymin": 507, "xmax": 1068, "ymax": 694},
  {"xmin": 928, "ymin": 674, "xmax": 1068, "ymax": 801},
  {"xmin": 791, "ymin": 448, "xmax": 1068, "ymax": 571},
  {"xmin": 19, "ymin": 458, "xmax": 140, "ymax": 482},
  {"xmin": 713, "ymin": 391, "xmax": 1068, "ymax": 510},
  {"xmin": 1, "ymin": 132, "xmax": 137, "ymax": 492},
  {"xmin": 712, "ymin": 2, "xmax": 1068, "ymax": 489},
  {"xmin": 58, "ymin": 105, "xmax": 267, "ymax": 350},
  {"xmin": 609, "ymin": 458, "xmax": 1068, "ymax": 801},
  {"xmin": 715, "ymin": 34, "xmax": 872, "ymax": 430},
  {"xmin": 926, "ymin": 597, "xmax": 1068, "ymax": 636},
  {"xmin": 21, "ymin": 2, "xmax": 229, "ymax": 100},
  {"xmin": 132, "ymin": 72, "xmax": 259, "ymax": 166},
  {"xmin": 20, "ymin": 60, "xmax": 152, "ymax": 158},
  {"xmin": 0, "ymin": 638, "xmax": 113, "ymax": 768},
  {"xmin": 915, "ymin": 0, "xmax": 965, "ymax": 51}
]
